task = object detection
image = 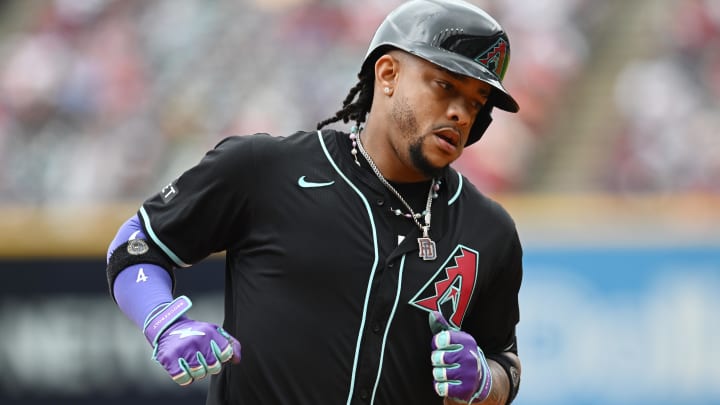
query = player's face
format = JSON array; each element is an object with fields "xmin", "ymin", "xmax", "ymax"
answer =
[{"xmin": 390, "ymin": 55, "xmax": 492, "ymax": 178}]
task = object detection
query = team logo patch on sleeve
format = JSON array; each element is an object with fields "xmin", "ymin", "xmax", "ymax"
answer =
[{"xmin": 409, "ymin": 245, "xmax": 479, "ymax": 329}]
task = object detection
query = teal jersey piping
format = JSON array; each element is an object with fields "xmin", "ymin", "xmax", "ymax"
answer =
[
  {"xmin": 448, "ymin": 171, "xmax": 463, "ymax": 206},
  {"xmin": 316, "ymin": 131, "xmax": 381, "ymax": 405},
  {"xmin": 138, "ymin": 205, "xmax": 190, "ymax": 267}
]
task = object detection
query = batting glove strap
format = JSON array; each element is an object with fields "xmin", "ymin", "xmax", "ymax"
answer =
[
  {"xmin": 143, "ymin": 295, "xmax": 192, "ymax": 345},
  {"xmin": 468, "ymin": 349, "xmax": 493, "ymax": 403}
]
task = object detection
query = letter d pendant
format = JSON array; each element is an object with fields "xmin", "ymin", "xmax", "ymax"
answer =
[{"xmin": 417, "ymin": 237, "xmax": 437, "ymax": 261}]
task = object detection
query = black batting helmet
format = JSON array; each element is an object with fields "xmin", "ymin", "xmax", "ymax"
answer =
[{"xmin": 362, "ymin": 0, "xmax": 519, "ymax": 145}]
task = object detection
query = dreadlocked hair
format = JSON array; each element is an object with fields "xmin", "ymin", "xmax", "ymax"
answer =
[{"xmin": 317, "ymin": 69, "xmax": 374, "ymax": 131}]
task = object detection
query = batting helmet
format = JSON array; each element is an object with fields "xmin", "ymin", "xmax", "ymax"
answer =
[{"xmin": 362, "ymin": 0, "xmax": 519, "ymax": 145}]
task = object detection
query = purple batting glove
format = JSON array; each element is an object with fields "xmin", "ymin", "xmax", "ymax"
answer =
[
  {"xmin": 429, "ymin": 311, "xmax": 492, "ymax": 404},
  {"xmin": 143, "ymin": 296, "xmax": 241, "ymax": 386}
]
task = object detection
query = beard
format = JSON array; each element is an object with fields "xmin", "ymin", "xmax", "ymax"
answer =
[
  {"xmin": 409, "ymin": 138, "xmax": 445, "ymax": 178},
  {"xmin": 392, "ymin": 95, "xmax": 446, "ymax": 179}
]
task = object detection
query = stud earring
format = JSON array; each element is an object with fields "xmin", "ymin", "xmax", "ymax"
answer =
[{"xmin": 383, "ymin": 87, "xmax": 391, "ymax": 95}]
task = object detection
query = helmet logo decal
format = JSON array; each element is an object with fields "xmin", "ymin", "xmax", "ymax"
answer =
[
  {"xmin": 474, "ymin": 38, "xmax": 509, "ymax": 79},
  {"xmin": 409, "ymin": 245, "xmax": 478, "ymax": 329}
]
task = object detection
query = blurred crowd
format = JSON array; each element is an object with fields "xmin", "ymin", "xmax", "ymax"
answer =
[
  {"xmin": 0, "ymin": 0, "xmax": 679, "ymax": 204},
  {"xmin": 609, "ymin": 0, "xmax": 720, "ymax": 193}
]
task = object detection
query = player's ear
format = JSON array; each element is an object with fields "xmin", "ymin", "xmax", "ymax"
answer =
[{"xmin": 375, "ymin": 53, "xmax": 400, "ymax": 94}]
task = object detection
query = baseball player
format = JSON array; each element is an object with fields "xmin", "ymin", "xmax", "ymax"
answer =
[{"xmin": 106, "ymin": 1, "xmax": 523, "ymax": 404}]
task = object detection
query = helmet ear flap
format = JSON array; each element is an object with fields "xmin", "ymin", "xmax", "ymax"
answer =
[{"xmin": 466, "ymin": 104, "xmax": 493, "ymax": 146}]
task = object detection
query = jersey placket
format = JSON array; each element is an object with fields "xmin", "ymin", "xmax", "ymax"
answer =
[{"xmin": 348, "ymin": 179, "xmax": 450, "ymax": 404}]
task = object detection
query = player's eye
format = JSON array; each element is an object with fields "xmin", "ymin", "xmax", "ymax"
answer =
[{"xmin": 436, "ymin": 80, "xmax": 452, "ymax": 90}]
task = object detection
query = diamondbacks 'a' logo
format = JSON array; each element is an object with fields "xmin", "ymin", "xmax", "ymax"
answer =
[
  {"xmin": 475, "ymin": 38, "xmax": 509, "ymax": 79},
  {"xmin": 409, "ymin": 245, "xmax": 479, "ymax": 329}
]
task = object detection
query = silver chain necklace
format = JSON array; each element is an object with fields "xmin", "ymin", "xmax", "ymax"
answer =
[{"xmin": 355, "ymin": 131, "xmax": 438, "ymax": 261}]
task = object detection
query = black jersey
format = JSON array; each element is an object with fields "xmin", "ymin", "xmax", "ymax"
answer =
[{"xmin": 139, "ymin": 130, "xmax": 522, "ymax": 405}]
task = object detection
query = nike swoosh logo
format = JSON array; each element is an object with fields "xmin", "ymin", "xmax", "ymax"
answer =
[
  {"xmin": 169, "ymin": 327, "xmax": 206, "ymax": 339},
  {"xmin": 298, "ymin": 176, "xmax": 335, "ymax": 188}
]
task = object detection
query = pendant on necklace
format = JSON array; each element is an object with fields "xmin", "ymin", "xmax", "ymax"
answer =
[
  {"xmin": 417, "ymin": 237, "xmax": 437, "ymax": 261},
  {"xmin": 417, "ymin": 226, "xmax": 437, "ymax": 261}
]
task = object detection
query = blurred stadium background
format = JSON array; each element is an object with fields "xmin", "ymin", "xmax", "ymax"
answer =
[{"xmin": 0, "ymin": 0, "xmax": 718, "ymax": 404}]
